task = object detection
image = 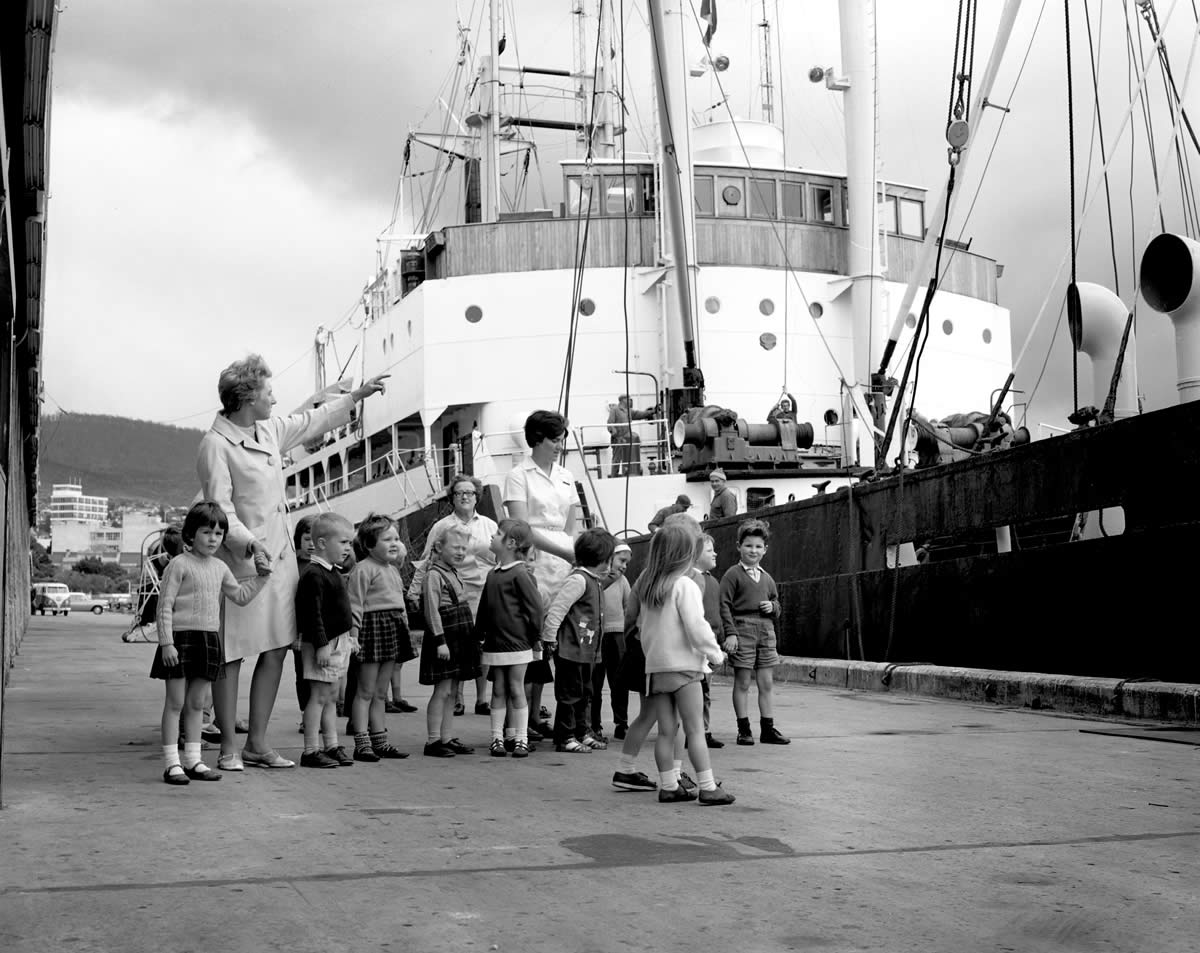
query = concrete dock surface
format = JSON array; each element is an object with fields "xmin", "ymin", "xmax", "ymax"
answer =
[{"xmin": 1, "ymin": 613, "xmax": 1197, "ymax": 953}]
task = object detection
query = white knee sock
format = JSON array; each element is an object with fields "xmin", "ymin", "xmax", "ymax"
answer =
[{"xmin": 490, "ymin": 707, "xmax": 506, "ymax": 741}]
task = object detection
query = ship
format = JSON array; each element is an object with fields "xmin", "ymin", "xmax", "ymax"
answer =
[{"xmin": 282, "ymin": 0, "xmax": 1200, "ymax": 684}]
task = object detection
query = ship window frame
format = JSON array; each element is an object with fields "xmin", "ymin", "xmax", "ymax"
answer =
[
  {"xmin": 781, "ymin": 181, "xmax": 805, "ymax": 221},
  {"xmin": 749, "ymin": 177, "xmax": 777, "ymax": 220},
  {"xmin": 717, "ymin": 175, "xmax": 746, "ymax": 218},
  {"xmin": 566, "ymin": 175, "xmax": 596, "ymax": 217},
  {"xmin": 694, "ymin": 174, "xmax": 715, "ymax": 216},
  {"xmin": 879, "ymin": 194, "xmax": 898, "ymax": 234},
  {"xmin": 641, "ymin": 172, "xmax": 658, "ymax": 214},
  {"xmin": 899, "ymin": 197, "xmax": 924, "ymax": 237},
  {"xmin": 811, "ymin": 184, "xmax": 836, "ymax": 224},
  {"xmin": 603, "ymin": 173, "xmax": 640, "ymax": 216}
]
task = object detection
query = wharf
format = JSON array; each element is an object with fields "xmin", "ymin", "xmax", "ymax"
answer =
[{"xmin": 1, "ymin": 614, "xmax": 1197, "ymax": 953}]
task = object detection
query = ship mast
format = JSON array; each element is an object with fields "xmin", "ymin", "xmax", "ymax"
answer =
[
  {"xmin": 837, "ymin": 0, "xmax": 885, "ymax": 468},
  {"xmin": 479, "ymin": 0, "xmax": 503, "ymax": 222},
  {"xmin": 757, "ymin": 0, "xmax": 774, "ymax": 124},
  {"xmin": 647, "ymin": 0, "xmax": 704, "ymax": 415}
]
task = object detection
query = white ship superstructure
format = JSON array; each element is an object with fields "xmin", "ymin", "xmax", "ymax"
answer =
[{"xmin": 282, "ymin": 0, "xmax": 1013, "ymax": 534}]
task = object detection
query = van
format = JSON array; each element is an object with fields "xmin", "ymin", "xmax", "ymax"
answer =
[{"xmin": 32, "ymin": 582, "xmax": 71, "ymax": 616}]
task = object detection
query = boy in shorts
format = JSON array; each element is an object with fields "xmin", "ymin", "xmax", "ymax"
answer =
[
  {"xmin": 718, "ymin": 518, "xmax": 790, "ymax": 746},
  {"xmin": 295, "ymin": 513, "xmax": 358, "ymax": 768}
]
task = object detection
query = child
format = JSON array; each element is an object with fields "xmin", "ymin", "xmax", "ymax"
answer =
[
  {"xmin": 591, "ymin": 542, "xmax": 632, "ymax": 743},
  {"xmin": 292, "ymin": 516, "xmax": 316, "ymax": 721},
  {"xmin": 719, "ymin": 518, "xmax": 789, "ymax": 746},
  {"xmin": 153, "ymin": 501, "xmax": 270, "ymax": 785},
  {"xmin": 295, "ymin": 513, "xmax": 358, "ymax": 768},
  {"xmin": 473, "ymin": 519, "xmax": 543, "ymax": 757},
  {"xmin": 522, "ymin": 545, "xmax": 555, "ymax": 742},
  {"xmin": 689, "ymin": 534, "xmax": 724, "ymax": 748},
  {"xmin": 348, "ymin": 513, "xmax": 413, "ymax": 762},
  {"xmin": 542, "ymin": 528, "xmax": 617, "ymax": 753},
  {"xmin": 418, "ymin": 525, "xmax": 480, "ymax": 757},
  {"xmin": 636, "ymin": 523, "xmax": 735, "ymax": 805}
]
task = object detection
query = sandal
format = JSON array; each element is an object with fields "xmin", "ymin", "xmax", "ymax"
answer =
[
  {"xmin": 183, "ymin": 762, "xmax": 222, "ymax": 781},
  {"xmin": 555, "ymin": 739, "xmax": 590, "ymax": 753},
  {"xmin": 216, "ymin": 753, "xmax": 244, "ymax": 772},
  {"xmin": 163, "ymin": 765, "xmax": 190, "ymax": 785}
]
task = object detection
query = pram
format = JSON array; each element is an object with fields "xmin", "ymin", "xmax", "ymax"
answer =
[{"xmin": 121, "ymin": 526, "xmax": 183, "ymax": 643}]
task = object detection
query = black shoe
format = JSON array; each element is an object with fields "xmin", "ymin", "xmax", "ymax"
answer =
[
  {"xmin": 539, "ymin": 706, "xmax": 551, "ymax": 719},
  {"xmin": 354, "ymin": 746, "xmax": 380, "ymax": 763},
  {"xmin": 535, "ymin": 720, "xmax": 555, "ymax": 738},
  {"xmin": 490, "ymin": 739, "xmax": 507, "ymax": 757},
  {"xmin": 324, "ymin": 746, "xmax": 355, "ymax": 766},
  {"xmin": 182, "ymin": 762, "xmax": 223, "ymax": 781},
  {"xmin": 658, "ymin": 785, "xmax": 697, "ymax": 803},
  {"xmin": 678, "ymin": 771, "xmax": 697, "ymax": 794},
  {"xmin": 445, "ymin": 737, "xmax": 474, "ymax": 754},
  {"xmin": 374, "ymin": 743, "xmax": 409, "ymax": 759},
  {"xmin": 612, "ymin": 770, "xmax": 657, "ymax": 791},
  {"xmin": 736, "ymin": 731, "xmax": 755, "ymax": 745},
  {"xmin": 760, "ymin": 725, "xmax": 791, "ymax": 745},
  {"xmin": 474, "ymin": 701, "xmax": 491, "ymax": 715},
  {"xmin": 201, "ymin": 728, "xmax": 222, "ymax": 744},
  {"xmin": 163, "ymin": 765, "xmax": 190, "ymax": 786},
  {"xmin": 395, "ymin": 699, "xmax": 418, "ymax": 712},
  {"xmin": 423, "ymin": 741, "xmax": 456, "ymax": 758},
  {"xmin": 613, "ymin": 724, "xmax": 627, "ymax": 740},
  {"xmin": 705, "ymin": 733, "xmax": 724, "ymax": 749},
  {"xmin": 511, "ymin": 740, "xmax": 530, "ymax": 758},
  {"xmin": 699, "ymin": 787, "xmax": 736, "ymax": 805},
  {"xmin": 386, "ymin": 699, "xmax": 418, "ymax": 713},
  {"xmin": 527, "ymin": 725, "xmax": 544, "ymax": 742},
  {"xmin": 453, "ymin": 702, "xmax": 465, "ymax": 716},
  {"xmin": 300, "ymin": 750, "xmax": 339, "ymax": 769}
]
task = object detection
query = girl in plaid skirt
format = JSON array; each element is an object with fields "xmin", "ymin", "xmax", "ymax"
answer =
[
  {"xmin": 153, "ymin": 501, "xmax": 270, "ymax": 785},
  {"xmin": 348, "ymin": 514, "xmax": 412, "ymax": 762}
]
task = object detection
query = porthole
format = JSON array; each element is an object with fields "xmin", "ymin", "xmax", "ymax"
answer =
[
  {"xmin": 705, "ymin": 296, "xmax": 721, "ymax": 314},
  {"xmin": 721, "ymin": 185, "xmax": 742, "ymax": 206},
  {"xmin": 823, "ymin": 409, "xmax": 839, "ymax": 426},
  {"xmin": 809, "ymin": 302, "xmax": 824, "ymax": 319},
  {"xmin": 905, "ymin": 313, "xmax": 917, "ymax": 329},
  {"xmin": 942, "ymin": 319, "xmax": 954, "ymax": 335},
  {"xmin": 465, "ymin": 305, "xmax": 483, "ymax": 323},
  {"xmin": 759, "ymin": 332, "xmax": 777, "ymax": 351},
  {"xmin": 578, "ymin": 298, "xmax": 596, "ymax": 316},
  {"xmin": 982, "ymin": 328, "xmax": 992, "ymax": 344},
  {"xmin": 759, "ymin": 298, "xmax": 775, "ymax": 316}
]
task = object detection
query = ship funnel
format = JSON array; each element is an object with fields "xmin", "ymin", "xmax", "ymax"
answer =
[
  {"xmin": 1067, "ymin": 282, "xmax": 1138, "ymax": 419},
  {"xmin": 1140, "ymin": 233, "xmax": 1200, "ymax": 403}
]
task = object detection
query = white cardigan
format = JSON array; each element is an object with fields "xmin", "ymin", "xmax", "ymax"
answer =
[{"xmin": 638, "ymin": 576, "xmax": 725, "ymax": 675}]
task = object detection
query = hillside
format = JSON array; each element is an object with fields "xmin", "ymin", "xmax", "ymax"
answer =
[{"xmin": 38, "ymin": 413, "xmax": 205, "ymax": 508}]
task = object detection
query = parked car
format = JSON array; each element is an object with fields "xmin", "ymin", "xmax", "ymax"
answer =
[
  {"xmin": 104, "ymin": 593, "xmax": 134, "ymax": 612},
  {"xmin": 32, "ymin": 582, "xmax": 71, "ymax": 615},
  {"xmin": 66, "ymin": 592, "xmax": 106, "ymax": 614}
]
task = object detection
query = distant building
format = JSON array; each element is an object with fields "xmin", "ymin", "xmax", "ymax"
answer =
[{"xmin": 48, "ymin": 483, "xmax": 108, "ymax": 524}]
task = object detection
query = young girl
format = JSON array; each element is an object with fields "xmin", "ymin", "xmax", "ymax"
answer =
[
  {"xmin": 635, "ymin": 522, "xmax": 735, "ymax": 805},
  {"xmin": 348, "ymin": 513, "xmax": 413, "ymax": 762},
  {"xmin": 474, "ymin": 519, "xmax": 543, "ymax": 757},
  {"xmin": 152, "ymin": 501, "xmax": 270, "ymax": 785},
  {"xmin": 292, "ymin": 516, "xmax": 316, "ymax": 722},
  {"xmin": 521, "ymin": 545, "xmax": 555, "ymax": 741},
  {"xmin": 419, "ymin": 525, "xmax": 480, "ymax": 757}
]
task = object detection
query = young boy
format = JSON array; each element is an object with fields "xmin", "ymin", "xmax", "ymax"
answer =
[
  {"xmin": 542, "ymin": 528, "xmax": 617, "ymax": 753},
  {"xmin": 719, "ymin": 518, "xmax": 789, "ymax": 746},
  {"xmin": 590, "ymin": 541, "xmax": 632, "ymax": 743},
  {"xmin": 689, "ymin": 533, "xmax": 724, "ymax": 748},
  {"xmin": 295, "ymin": 513, "xmax": 359, "ymax": 768}
]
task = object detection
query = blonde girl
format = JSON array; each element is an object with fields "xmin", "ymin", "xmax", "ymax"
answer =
[{"xmin": 634, "ymin": 523, "xmax": 735, "ymax": 805}]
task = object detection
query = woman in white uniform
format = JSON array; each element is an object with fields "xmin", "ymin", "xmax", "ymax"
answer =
[
  {"xmin": 197, "ymin": 355, "xmax": 387, "ymax": 770},
  {"xmin": 503, "ymin": 411, "xmax": 580, "ymax": 596}
]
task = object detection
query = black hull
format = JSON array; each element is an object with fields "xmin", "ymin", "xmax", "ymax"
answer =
[{"xmin": 679, "ymin": 400, "xmax": 1200, "ymax": 684}]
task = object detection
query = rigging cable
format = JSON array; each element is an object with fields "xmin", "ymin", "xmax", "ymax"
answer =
[
  {"xmin": 1065, "ymin": 0, "xmax": 1080, "ymax": 414},
  {"xmin": 1082, "ymin": 0, "xmax": 1123, "ymax": 294}
]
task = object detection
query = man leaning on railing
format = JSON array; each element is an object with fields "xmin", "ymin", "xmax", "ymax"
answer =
[{"xmin": 607, "ymin": 394, "xmax": 659, "ymax": 477}]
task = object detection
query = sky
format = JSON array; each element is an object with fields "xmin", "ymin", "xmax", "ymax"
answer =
[{"xmin": 41, "ymin": 0, "xmax": 1200, "ymax": 432}]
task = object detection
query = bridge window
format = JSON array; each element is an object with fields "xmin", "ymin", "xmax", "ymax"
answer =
[
  {"xmin": 694, "ymin": 175, "xmax": 715, "ymax": 216},
  {"xmin": 567, "ymin": 176, "xmax": 595, "ymax": 217},
  {"xmin": 604, "ymin": 174, "xmax": 638, "ymax": 215},
  {"xmin": 749, "ymin": 178, "xmax": 777, "ymax": 219},
  {"xmin": 641, "ymin": 173, "xmax": 657, "ymax": 214},
  {"xmin": 899, "ymin": 197, "xmax": 924, "ymax": 237},
  {"xmin": 782, "ymin": 181, "xmax": 804, "ymax": 221},
  {"xmin": 717, "ymin": 176, "xmax": 746, "ymax": 217},
  {"xmin": 881, "ymin": 195, "xmax": 898, "ymax": 233},
  {"xmin": 812, "ymin": 185, "xmax": 835, "ymax": 224}
]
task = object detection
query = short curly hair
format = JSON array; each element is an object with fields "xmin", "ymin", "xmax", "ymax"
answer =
[
  {"xmin": 218, "ymin": 354, "xmax": 272, "ymax": 416},
  {"xmin": 356, "ymin": 512, "xmax": 396, "ymax": 551},
  {"xmin": 737, "ymin": 518, "xmax": 770, "ymax": 545},
  {"xmin": 523, "ymin": 410, "xmax": 567, "ymax": 448},
  {"xmin": 445, "ymin": 473, "xmax": 484, "ymax": 503}
]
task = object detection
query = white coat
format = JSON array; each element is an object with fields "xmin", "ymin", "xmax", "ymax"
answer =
[{"xmin": 196, "ymin": 396, "xmax": 353, "ymax": 662}]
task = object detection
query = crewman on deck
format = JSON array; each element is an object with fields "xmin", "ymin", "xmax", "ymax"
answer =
[
  {"xmin": 707, "ymin": 470, "xmax": 739, "ymax": 521},
  {"xmin": 607, "ymin": 394, "xmax": 658, "ymax": 477}
]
